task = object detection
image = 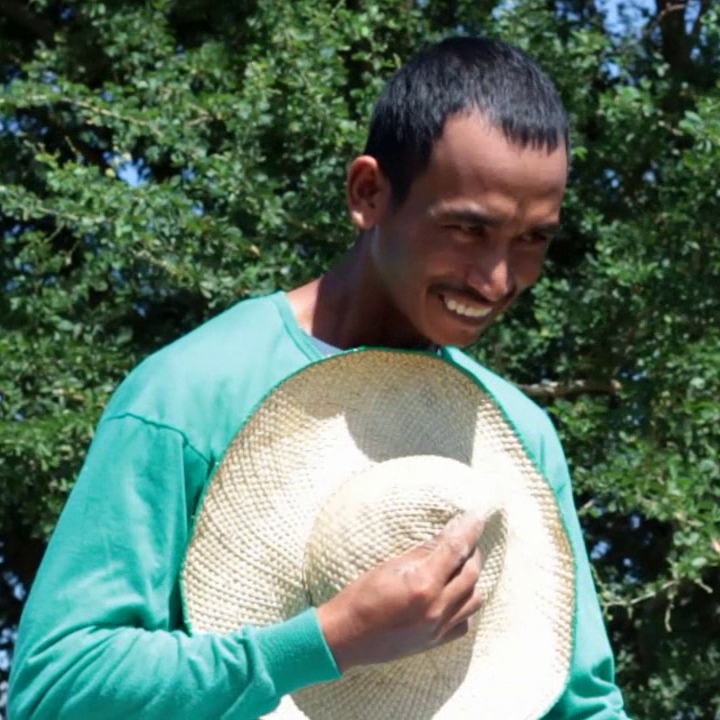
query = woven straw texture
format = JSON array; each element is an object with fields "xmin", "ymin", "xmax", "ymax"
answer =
[{"xmin": 182, "ymin": 350, "xmax": 575, "ymax": 720}]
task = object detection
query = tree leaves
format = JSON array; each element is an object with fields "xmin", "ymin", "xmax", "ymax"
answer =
[{"xmin": 1, "ymin": 1, "xmax": 719, "ymax": 717}]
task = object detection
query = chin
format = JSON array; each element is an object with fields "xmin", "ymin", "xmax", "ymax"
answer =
[
  {"xmin": 422, "ymin": 324, "xmax": 483, "ymax": 349},
  {"xmin": 428, "ymin": 313, "xmax": 495, "ymax": 348},
  {"xmin": 444, "ymin": 330, "xmax": 485, "ymax": 348},
  {"xmin": 403, "ymin": 299, "xmax": 491, "ymax": 348}
]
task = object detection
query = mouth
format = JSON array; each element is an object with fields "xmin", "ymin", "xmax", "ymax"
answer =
[{"xmin": 440, "ymin": 294, "xmax": 493, "ymax": 321}]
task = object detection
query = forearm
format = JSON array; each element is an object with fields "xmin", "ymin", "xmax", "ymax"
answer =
[{"xmin": 9, "ymin": 609, "xmax": 338, "ymax": 720}]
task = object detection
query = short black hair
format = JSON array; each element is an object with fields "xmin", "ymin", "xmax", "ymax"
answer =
[{"xmin": 363, "ymin": 36, "xmax": 569, "ymax": 205}]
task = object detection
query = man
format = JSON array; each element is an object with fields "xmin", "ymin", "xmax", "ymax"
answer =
[{"xmin": 9, "ymin": 36, "xmax": 627, "ymax": 718}]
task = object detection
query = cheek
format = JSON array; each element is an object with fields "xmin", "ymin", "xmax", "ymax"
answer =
[
  {"xmin": 514, "ymin": 249, "xmax": 547, "ymax": 290},
  {"xmin": 388, "ymin": 229, "xmax": 452, "ymax": 285},
  {"xmin": 416, "ymin": 234, "xmax": 470, "ymax": 284}
]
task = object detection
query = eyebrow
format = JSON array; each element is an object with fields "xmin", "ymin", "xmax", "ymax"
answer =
[
  {"xmin": 530, "ymin": 222, "xmax": 562, "ymax": 235},
  {"xmin": 430, "ymin": 206, "xmax": 561, "ymax": 235},
  {"xmin": 430, "ymin": 207, "xmax": 501, "ymax": 227}
]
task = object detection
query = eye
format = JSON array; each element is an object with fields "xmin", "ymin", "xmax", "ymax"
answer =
[
  {"xmin": 444, "ymin": 223, "xmax": 485, "ymax": 238},
  {"xmin": 519, "ymin": 231, "xmax": 554, "ymax": 245}
]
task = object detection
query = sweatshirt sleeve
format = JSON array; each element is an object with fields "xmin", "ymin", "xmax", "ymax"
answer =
[
  {"xmin": 539, "ymin": 418, "xmax": 630, "ymax": 719},
  {"xmin": 8, "ymin": 414, "xmax": 340, "ymax": 720}
]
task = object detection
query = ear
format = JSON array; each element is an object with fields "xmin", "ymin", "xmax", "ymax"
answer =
[{"xmin": 346, "ymin": 156, "xmax": 392, "ymax": 230}]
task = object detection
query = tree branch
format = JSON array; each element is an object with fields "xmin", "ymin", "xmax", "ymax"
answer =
[
  {"xmin": 18, "ymin": 106, "xmax": 109, "ymax": 171},
  {"xmin": 655, "ymin": 1, "xmax": 691, "ymax": 70},
  {"xmin": 516, "ymin": 378, "xmax": 622, "ymax": 400}
]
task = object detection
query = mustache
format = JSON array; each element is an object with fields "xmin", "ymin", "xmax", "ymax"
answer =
[{"xmin": 433, "ymin": 284, "xmax": 512, "ymax": 306}]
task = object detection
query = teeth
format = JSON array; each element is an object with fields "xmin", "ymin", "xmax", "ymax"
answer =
[{"xmin": 444, "ymin": 297, "xmax": 492, "ymax": 319}]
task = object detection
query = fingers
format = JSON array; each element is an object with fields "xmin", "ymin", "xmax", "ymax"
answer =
[
  {"xmin": 431, "ymin": 547, "xmax": 482, "ymax": 641},
  {"xmin": 425, "ymin": 511, "xmax": 485, "ymax": 582},
  {"xmin": 435, "ymin": 617, "xmax": 471, "ymax": 647},
  {"xmin": 444, "ymin": 545, "xmax": 482, "ymax": 602},
  {"xmin": 437, "ymin": 584, "xmax": 483, "ymax": 642}
]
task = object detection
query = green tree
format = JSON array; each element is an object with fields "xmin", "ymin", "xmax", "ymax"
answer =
[{"xmin": 1, "ymin": 1, "xmax": 719, "ymax": 717}]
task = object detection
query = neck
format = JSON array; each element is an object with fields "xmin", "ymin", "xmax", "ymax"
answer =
[{"xmin": 286, "ymin": 238, "xmax": 434, "ymax": 351}]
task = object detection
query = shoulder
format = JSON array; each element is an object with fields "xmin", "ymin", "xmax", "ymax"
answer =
[
  {"xmin": 101, "ymin": 293, "xmax": 290, "ymax": 454},
  {"xmin": 444, "ymin": 347, "xmax": 552, "ymax": 432},
  {"xmin": 445, "ymin": 347, "xmax": 569, "ymax": 491}
]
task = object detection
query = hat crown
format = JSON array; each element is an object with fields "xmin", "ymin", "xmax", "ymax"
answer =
[{"xmin": 303, "ymin": 455, "xmax": 509, "ymax": 608}]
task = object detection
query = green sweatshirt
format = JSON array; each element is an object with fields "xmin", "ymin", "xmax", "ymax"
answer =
[{"xmin": 8, "ymin": 292, "xmax": 628, "ymax": 719}]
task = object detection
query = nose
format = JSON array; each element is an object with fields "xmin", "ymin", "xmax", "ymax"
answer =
[{"xmin": 466, "ymin": 249, "xmax": 516, "ymax": 303}]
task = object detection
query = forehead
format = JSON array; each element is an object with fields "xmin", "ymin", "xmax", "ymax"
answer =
[{"xmin": 410, "ymin": 112, "xmax": 568, "ymax": 213}]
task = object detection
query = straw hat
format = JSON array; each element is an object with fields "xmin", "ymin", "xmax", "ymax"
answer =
[{"xmin": 182, "ymin": 350, "xmax": 575, "ymax": 719}]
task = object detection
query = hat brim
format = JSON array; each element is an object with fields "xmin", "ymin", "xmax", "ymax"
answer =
[{"xmin": 181, "ymin": 350, "xmax": 575, "ymax": 719}]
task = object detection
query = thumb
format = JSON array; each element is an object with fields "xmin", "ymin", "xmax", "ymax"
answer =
[{"xmin": 427, "ymin": 511, "xmax": 484, "ymax": 579}]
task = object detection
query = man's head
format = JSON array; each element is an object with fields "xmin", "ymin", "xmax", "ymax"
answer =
[{"xmin": 347, "ymin": 36, "xmax": 569, "ymax": 348}]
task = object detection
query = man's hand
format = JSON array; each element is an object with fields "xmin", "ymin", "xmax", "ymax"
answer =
[{"xmin": 316, "ymin": 512, "xmax": 484, "ymax": 672}]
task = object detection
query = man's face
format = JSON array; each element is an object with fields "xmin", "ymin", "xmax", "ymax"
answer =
[{"xmin": 369, "ymin": 113, "xmax": 568, "ymax": 348}]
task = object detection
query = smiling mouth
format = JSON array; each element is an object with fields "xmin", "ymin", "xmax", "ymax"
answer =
[{"xmin": 441, "ymin": 295, "xmax": 493, "ymax": 320}]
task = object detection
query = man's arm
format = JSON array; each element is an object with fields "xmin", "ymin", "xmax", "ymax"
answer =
[
  {"xmin": 540, "ymin": 418, "xmax": 629, "ymax": 719},
  {"xmin": 8, "ymin": 415, "xmax": 341, "ymax": 719}
]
